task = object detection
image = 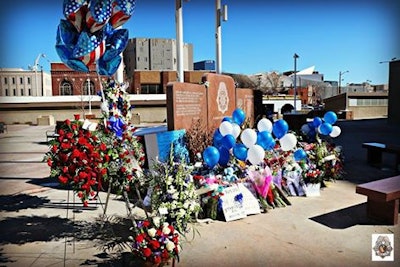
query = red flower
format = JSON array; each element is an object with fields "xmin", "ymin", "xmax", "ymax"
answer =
[
  {"xmin": 149, "ymin": 240, "xmax": 160, "ymax": 250},
  {"xmin": 142, "ymin": 247, "xmax": 152, "ymax": 258},
  {"xmin": 65, "ymin": 119, "xmax": 71, "ymax": 126},
  {"xmin": 99, "ymin": 143, "xmax": 107, "ymax": 151},
  {"xmin": 77, "ymin": 191, "xmax": 83, "ymax": 199},
  {"xmin": 153, "ymin": 255, "xmax": 161, "ymax": 264},
  {"xmin": 61, "ymin": 142, "xmax": 71, "ymax": 150},
  {"xmin": 83, "ymin": 200, "xmax": 88, "ymax": 207},
  {"xmin": 59, "ymin": 175, "xmax": 68, "ymax": 184},
  {"xmin": 142, "ymin": 221, "xmax": 150, "ymax": 228},
  {"xmin": 135, "ymin": 233, "xmax": 145, "ymax": 243},
  {"xmin": 161, "ymin": 249, "xmax": 170, "ymax": 260},
  {"xmin": 47, "ymin": 158, "xmax": 52, "ymax": 167},
  {"xmin": 74, "ymin": 114, "xmax": 80, "ymax": 120}
]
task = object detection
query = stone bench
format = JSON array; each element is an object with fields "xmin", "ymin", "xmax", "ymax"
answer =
[
  {"xmin": 356, "ymin": 175, "xmax": 400, "ymax": 225},
  {"xmin": 362, "ymin": 142, "xmax": 400, "ymax": 170}
]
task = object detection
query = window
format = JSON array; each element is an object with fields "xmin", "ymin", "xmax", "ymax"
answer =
[
  {"xmin": 141, "ymin": 84, "xmax": 162, "ymax": 94},
  {"xmin": 27, "ymin": 77, "xmax": 31, "ymax": 84},
  {"xmin": 13, "ymin": 88, "xmax": 16, "ymax": 96},
  {"xmin": 12, "ymin": 77, "xmax": 15, "ymax": 84},
  {"xmin": 5, "ymin": 89, "xmax": 9, "ymax": 96},
  {"xmin": 20, "ymin": 77, "xmax": 23, "ymax": 84},
  {"xmin": 60, "ymin": 80, "xmax": 73, "ymax": 95},
  {"xmin": 4, "ymin": 77, "xmax": 7, "ymax": 84},
  {"xmin": 28, "ymin": 88, "xmax": 31, "ymax": 96},
  {"xmin": 83, "ymin": 81, "xmax": 95, "ymax": 95},
  {"xmin": 21, "ymin": 89, "xmax": 24, "ymax": 96}
]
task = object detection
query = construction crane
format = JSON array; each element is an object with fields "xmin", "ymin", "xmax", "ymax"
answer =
[{"xmin": 29, "ymin": 53, "xmax": 47, "ymax": 71}]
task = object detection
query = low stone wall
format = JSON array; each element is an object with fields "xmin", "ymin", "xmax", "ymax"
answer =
[{"xmin": 0, "ymin": 107, "xmax": 167, "ymax": 125}]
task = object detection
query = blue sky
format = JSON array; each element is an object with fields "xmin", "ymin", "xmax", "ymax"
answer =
[{"xmin": 0, "ymin": 0, "xmax": 399, "ymax": 85}]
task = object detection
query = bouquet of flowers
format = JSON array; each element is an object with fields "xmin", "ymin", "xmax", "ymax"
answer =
[
  {"xmin": 130, "ymin": 219, "xmax": 180, "ymax": 265},
  {"xmin": 148, "ymin": 147, "xmax": 201, "ymax": 234},
  {"xmin": 44, "ymin": 118, "xmax": 106, "ymax": 206},
  {"xmin": 97, "ymin": 80, "xmax": 146, "ymax": 194}
]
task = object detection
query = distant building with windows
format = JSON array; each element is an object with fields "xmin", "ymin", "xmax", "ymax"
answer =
[
  {"xmin": 0, "ymin": 68, "xmax": 52, "ymax": 96},
  {"xmin": 50, "ymin": 63, "xmax": 108, "ymax": 96}
]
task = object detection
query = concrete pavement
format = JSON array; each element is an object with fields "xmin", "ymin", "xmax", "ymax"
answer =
[{"xmin": 0, "ymin": 120, "xmax": 399, "ymax": 266}]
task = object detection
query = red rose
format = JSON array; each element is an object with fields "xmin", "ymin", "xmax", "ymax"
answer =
[
  {"xmin": 149, "ymin": 240, "xmax": 160, "ymax": 250},
  {"xmin": 65, "ymin": 119, "xmax": 71, "ymax": 126},
  {"xmin": 142, "ymin": 247, "xmax": 152, "ymax": 258},
  {"xmin": 153, "ymin": 255, "xmax": 161, "ymax": 264},
  {"xmin": 83, "ymin": 200, "xmax": 88, "ymax": 207},
  {"xmin": 74, "ymin": 114, "xmax": 80, "ymax": 120},
  {"xmin": 77, "ymin": 191, "xmax": 83, "ymax": 199},
  {"xmin": 100, "ymin": 143, "xmax": 107, "ymax": 151},
  {"xmin": 120, "ymin": 166, "xmax": 126, "ymax": 173},
  {"xmin": 51, "ymin": 145, "xmax": 58, "ymax": 153},
  {"xmin": 58, "ymin": 175, "xmax": 68, "ymax": 184},
  {"xmin": 142, "ymin": 221, "xmax": 150, "ymax": 228},
  {"xmin": 47, "ymin": 158, "xmax": 52, "ymax": 167},
  {"xmin": 161, "ymin": 249, "xmax": 170, "ymax": 260},
  {"xmin": 135, "ymin": 233, "xmax": 145, "ymax": 243}
]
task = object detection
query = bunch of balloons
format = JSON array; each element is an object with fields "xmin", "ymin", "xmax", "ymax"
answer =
[
  {"xmin": 56, "ymin": 0, "xmax": 136, "ymax": 76},
  {"xmin": 202, "ymin": 109, "xmax": 300, "ymax": 168},
  {"xmin": 301, "ymin": 111, "xmax": 341, "ymax": 138}
]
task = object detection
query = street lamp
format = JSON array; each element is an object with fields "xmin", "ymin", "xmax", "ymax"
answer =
[
  {"xmin": 338, "ymin": 70, "xmax": 349, "ymax": 94},
  {"xmin": 293, "ymin": 53, "xmax": 299, "ymax": 111},
  {"xmin": 175, "ymin": 0, "xmax": 184, "ymax": 82},
  {"xmin": 87, "ymin": 79, "xmax": 92, "ymax": 115},
  {"xmin": 216, "ymin": 0, "xmax": 228, "ymax": 74}
]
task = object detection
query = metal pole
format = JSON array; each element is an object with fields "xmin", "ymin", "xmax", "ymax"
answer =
[
  {"xmin": 293, "ymin": 53, "xmax": 299, "ymax": 112},
  {"xmin": 216, "ymin": 0, "xmax": 222, "ymax": 74},
  {"xmin": 176, "ymin": 0, "xmax": 184, "ymax": 82},
  {"xmin": 87, "ymin": 79, "xmax": 92, "ymax": 114},
  {"xmin": 338, "ymin": 71, "xmax": 341, "ymax": 95}
]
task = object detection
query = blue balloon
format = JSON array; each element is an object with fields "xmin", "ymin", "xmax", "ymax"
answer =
[
  {"xmin": 213, "ymin": 129, "xmax": 223, "ymax": 147},
  {"xmin": 218, "ymin": 146, "xmax": 230, "ymax": 166},
  {"xmin": 222, "ymin": 117, "xmax": 233, "ymax": 123},
  {"xmin": 232, "ymin": 108, "xmax": 246, "ymax": 126},
  {"xmin": 294, "ymin": 148, "xmax": 307, "ymax": 161},
  {"xmin": 324, "ymin": 111, "xmax": 337, "ymax": 124},
  {"xmin": 221, "ymin": 134, "xmax": 236, "ymax": 149},
  {"xmin": 233, "ymin": 143, "xmax": 248, "ymax": 161},
  {"xmin": 266, "ymin": 139, "xmax": 276, "ymax": 150},
  {"xmin": 319, "ymin": 122, "xmax": 333, "ymax": 135},
  {"xmin": 257, "ymin": 131, "xmax": 274, "ymax": 150},
  {"xmin": 203, "ymin": 146, "xmax": 220, "ymax": 168},
  {"xmin": 313, "ymin": 117, "xmax": 323, "ymax": 128},
  {"xmin": 272, "ymin": 119, "xmax": 289, "ymax": 139}
]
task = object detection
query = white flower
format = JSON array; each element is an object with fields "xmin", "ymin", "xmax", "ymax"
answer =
[
  {"xmin": 162, "ymin": 225, "xmax": 171, "ymax": 235},
  {"xmin": 166, "ymin": 241, "xmax": 175, "ymax": 252},
  {"xmin": 152, "ymin": 216, "xmax": 161, "ymax": 227},
  {"xmin": 147, "ymin": 228, "xmax": 157, "ymax": 237}
]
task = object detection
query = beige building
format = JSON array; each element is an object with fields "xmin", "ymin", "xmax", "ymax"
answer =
[
  {"xmin": 0, "ymin": 68, "xmax": 52, "ymax": 97},
  {"xmin": 324, "ymin": 92, "xmax": 388, "ymax": 120},
  {"xmin": 123, "ymin": 38, "xmax": 193, "ymax": 80}
]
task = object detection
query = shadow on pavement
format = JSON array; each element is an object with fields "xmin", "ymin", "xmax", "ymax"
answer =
[
  {"xmin": 0, "ymin": 194, "xmax": 50, "ymax": 212},
  {"xmin": 309, "ymin": 202, "xmax": 386, "ymax": 229}
]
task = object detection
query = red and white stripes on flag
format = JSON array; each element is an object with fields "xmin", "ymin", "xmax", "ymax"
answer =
[{"xmin": 79, "ymin": 41, "xmax": 106, "ymax": 66}]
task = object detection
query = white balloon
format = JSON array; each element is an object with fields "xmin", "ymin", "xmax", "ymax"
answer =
[
  {"xmin": 240, "ymin": 128, "xmax": 257, "ymax": 148},
  {"xmin": 231, "ymin": 123, "xmax": 241, "ymax": 139},
  {"xmin": 279, "ymin": 133, "xmax": 297, "ymax": 151},
  {"xmin": 330, "ymin": 126, "xmax": 341, "ymax": 138},
  {"xmin": 219, "ymin": 121, "xmax": 233, "ymax": 136},
  {"xmin": 247, "ymin": 144, "xmax": 265, "ymax": 165},
  {"xmin": 257, "ymin": 118, "xmax": 273, "ymax": 133}
]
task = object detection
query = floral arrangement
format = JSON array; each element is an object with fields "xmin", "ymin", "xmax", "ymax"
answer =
[
  {"xmin": 44, "ymin": 118, "xmax": 106, "ymax": 206},
  {"xmin": 130, "ymin": 219, "xmax": 180, "ymax": 265},
  {"xmin": 148, "ymin": 147, "xmax": 201, "ymax": 234},
  {"xmin": 97, "ymin": 80, "xmax": 146, "ymax": 194}
]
